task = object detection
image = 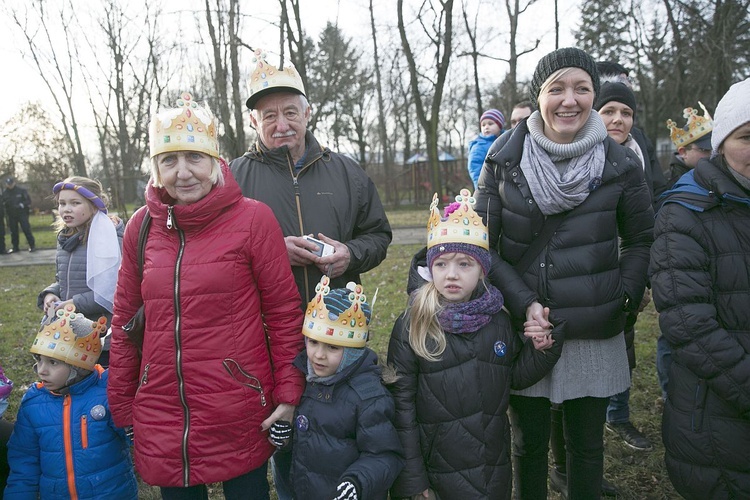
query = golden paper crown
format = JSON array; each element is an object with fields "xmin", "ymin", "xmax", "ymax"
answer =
[
  {"xmin": 427, "ymin": 188, "xmax": 489, "ymax": 250},
  {"xmin": 149, "ymin": 92, "xmax": 219, "ymax": 158},
  {"xmin": 31, "ymin": 304, "xmax": 107, "ymax": 371},
  {"xmin": 246, "ymin": 48, "xmax": 306, "ymax": 109},
  {"xmin": 666, "ymin": 102, "xmax": 713, "ymax": 149},
  {"xmin": 302, "ymin": 276, "xmax": 372, "ymax": 348}
]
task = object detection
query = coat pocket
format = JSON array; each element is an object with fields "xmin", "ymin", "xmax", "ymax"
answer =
[{"xmin": 222, "ymin": 358, "xmax": 267, "ymax": 407}]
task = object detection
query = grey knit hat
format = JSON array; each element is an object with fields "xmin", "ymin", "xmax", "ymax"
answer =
[
  {"xmin": 594, "ymin": 81, "xmax": 637, "ymax": 119},
  {"xmin": 711, "ymin": 77, "xmax": 750, "ymax": 153},
  {"xmin": 530, "ymin": 47, "xmax": 600, "ymax": 103}
]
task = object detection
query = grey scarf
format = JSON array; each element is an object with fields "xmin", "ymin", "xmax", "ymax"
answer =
[{"xmin": 521, "ymin": 111, "xmax": 608, "ymax": 215}]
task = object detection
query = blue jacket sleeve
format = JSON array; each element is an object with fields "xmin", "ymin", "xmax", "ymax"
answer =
[{"xmin": 4, "ymin": 400, "xmax": 42, "ymax": 499}]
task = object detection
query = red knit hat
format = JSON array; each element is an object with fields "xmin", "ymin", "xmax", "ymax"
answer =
[{"xmin": 480, "ymin": 109, "xmax": 505, "ymax": 130}]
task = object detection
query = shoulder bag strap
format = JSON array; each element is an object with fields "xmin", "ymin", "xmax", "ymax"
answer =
[
  {"xmin": 513, "ymin": 212, "xmax": 566, "ymax": 275},
  {"xmin": 136, "ymin": 210, "xmax": 152, "ymax": 278}
]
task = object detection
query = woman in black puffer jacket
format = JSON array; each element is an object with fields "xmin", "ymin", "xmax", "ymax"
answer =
[
  {"xmin": 474, "ymin": 48, "xmax": 653, "ymax": 499},
  {"xmin": 649, "ymin": 77, "xmax": 750, "ymax": 500}
]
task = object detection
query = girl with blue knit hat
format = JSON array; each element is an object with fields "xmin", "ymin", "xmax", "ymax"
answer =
[
  {"xmin": 387, "ymin": 189, "xmax": 564, "ymax": 500},
  {"xmin": 271, "ymin": 276, "xmax": 403, "ymax": 500}
]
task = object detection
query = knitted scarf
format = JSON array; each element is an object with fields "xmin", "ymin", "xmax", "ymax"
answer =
[
  {"xmin": 438, "ymin": 283, "xmax": 504, "ymax": 334},
  {"xmin": 521, "ymin": 110, "xmax": 608, "ymax": 215}
]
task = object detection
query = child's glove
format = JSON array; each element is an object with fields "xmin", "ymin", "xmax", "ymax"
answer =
[
  {"xmin": 269, "ymin": 420, "xmax": 293, "ymax": 447},
  {"xmin": 333, "ymin": 480, "xmax": 359, "ymax": 500},
  {"xmin": 124, "ymin": 425, "xmax": 134, "ymax": 444}
]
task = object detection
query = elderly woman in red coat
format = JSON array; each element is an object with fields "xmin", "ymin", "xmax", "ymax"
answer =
[{"xmin": 108, "ymin": 93, "xmax": 304, "ymax": 500}]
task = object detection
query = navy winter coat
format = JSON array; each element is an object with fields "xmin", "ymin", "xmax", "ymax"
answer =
[
  {"xmin": 650, "ymin": 157, "xmax": 750, "ymax": 499},
  {"xmin": 291, "ymin": 348, "xmax": 403, "ymax": 500}
]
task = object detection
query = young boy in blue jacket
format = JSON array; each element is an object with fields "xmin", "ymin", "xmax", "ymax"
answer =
[
  {"xmin": 467, "ymin": 108, "xmax": 505, "ymax": 188},
  {"xmin": 269, "ymin": 276, "xmax": 403, "ymax": 500},
  {"xmin": 4, "ymin": 304, "xmax": 137, "ymax": 500}
]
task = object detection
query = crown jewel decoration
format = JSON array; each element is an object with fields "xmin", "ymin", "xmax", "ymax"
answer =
[
  {"xmin": 246, "ymin": 48, "xmax": 306, "ymax": 109},
  {"xmin": 302, "ymin": 276, "xmax": 371, "ymax": 348},
  {"xmin": 31, "ymin": 304, "xmax": 107, "ymax": 371},
  {"xmin": 149, "ymin": 92, "xmax": 219, "ymax": 159},
  {"xmin": 427, "ymin": 188, "xmax": 489, "ymax": 250},
  {"xmin": 666, "ymin": 102, "xmax": 713, "ymax": 149}
]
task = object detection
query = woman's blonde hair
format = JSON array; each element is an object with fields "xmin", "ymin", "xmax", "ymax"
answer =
[
  {"xmin": 53, "ymin": 176, "xmax": 108, "ymax": 237},
  {"xmin": 407, "ymin": 281, "xmax": 446, "ymax": 362},
  {"xmin": 149, "ymin": 156, "xmax": 224, "ymax": 190}
]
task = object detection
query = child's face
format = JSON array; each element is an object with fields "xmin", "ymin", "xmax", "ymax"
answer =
[
  {"xmin": 481, "ymin": 118, "xmax": 501, "ymax": 137},
  {"xmin": 306, "ymin": 339, "xmax": 344, "ymax": 377},
  {"xmin": 34, "ymin": 354, "xmax": 71, "ymax": 392},
  {"xmin": 57, "ymin": 190, "xmax": 97, "ymax": 230},
  {"xmin": 432, "ymin": 252, "xmax": 483, "ymax": 303}
]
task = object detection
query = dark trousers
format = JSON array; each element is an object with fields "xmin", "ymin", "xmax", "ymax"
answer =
[
  {"xmin": 0, "ymin": 419, "xmax": 14, "ymax": 492},
  {"xmin": 270, "ymin": 448, "xmax": 293, "ymax": 500},
  {"xmin": 160, "ymin": 463, "xmax": 269, "ymax": 500},
  {"xmin": 0, "ymin": 210, "xmax": 6, "ymax": 253},
  {"xmin": 7, "ymin": 210, "xmax": 34, "ymax": 250},
  {"xmin": 510, "ymin": 395, "xmax": 608, "ymax": 500}
]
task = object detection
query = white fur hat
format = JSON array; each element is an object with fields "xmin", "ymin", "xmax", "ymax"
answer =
[{"xmin": 712, "ymin": 77, "xmax": 750, "ymax": 153}]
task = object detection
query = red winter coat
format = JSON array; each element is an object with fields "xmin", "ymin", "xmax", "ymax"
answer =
[{"xmin": 108, "ymin": 163, "xmax": 304, "ymax": 487}]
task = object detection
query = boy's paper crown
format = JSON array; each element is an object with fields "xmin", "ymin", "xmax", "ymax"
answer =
[
  {"xmin": 31, "ymin": 304, "xmax": 107, "ymax": 371},
  {"xmin": 666, "ymin": 102, "xmax": 713, "ymax": 149},
  {"xmin": 149, "ymin": 92, "xmax": 219, "ymax": 159},
  {"xmin": 302, "ymin": 276, "xmax": 372, "ymax": 348},
  {"xmin": 427, "ymin": 188, "xmax": 489, "ymax": 250},
  {"xmin": 245, "ymin": 48, "xmax": 307, "ymax": 109}
]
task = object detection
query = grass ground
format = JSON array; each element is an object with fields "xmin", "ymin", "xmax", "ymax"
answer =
[{"xmin": 2, "ymin": 206, "xmax": 678, "ymax": 498}]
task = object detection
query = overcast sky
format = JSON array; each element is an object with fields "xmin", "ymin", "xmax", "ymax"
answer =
[{"xmin": 0, "ymin": 0, "xmax": 580, "ymax": 125}]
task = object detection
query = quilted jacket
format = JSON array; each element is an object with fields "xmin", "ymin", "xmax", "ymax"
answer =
[
  {"xmin": 474, "ymin": 121, "xmax": 654, "ymax": 338},
  {"xmin": 387, "ymin": 257, "xmax": 563, "ymax": 499},
  {"xmin": 650, "ymin": 158, "xmax": 750, "ymax": 499},
  {"xmin": 107, "ymin": 163, "xmax": 304, "ymax": 487},
  {"xmin": 5, "ymin": 367, "xmax": 137, "ymax": 500},
  {"xmin": 290, "ymin": 349, "xmax": 403, "ymax": 500}
]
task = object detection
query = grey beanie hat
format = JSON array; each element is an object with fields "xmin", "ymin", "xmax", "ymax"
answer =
[
  {"xmin": 711, "ymin": 77, "xmax": 750, "ymax": 153},
  {"xmin": 530, "ymin": 47, "xmax": 600, "ymax": 103}
]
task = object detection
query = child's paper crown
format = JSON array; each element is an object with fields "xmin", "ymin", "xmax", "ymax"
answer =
[
  {"xmin": 302, "ymin": 276, "xmax": 372, "ymax": 348},
  {"xmin": 30, "ymin": 304, "xmax": 107, "ymax": 371},
  {"xmin": 427, "ymin": 188, "xmax": 489, "ymax": 250},
  {"xmin": 149, "ymin": 92, "xmax": 219, "ymax": 159},
  {"xmin": 666, "ymin": 102, "xmax": 713, "ymax": 149}
]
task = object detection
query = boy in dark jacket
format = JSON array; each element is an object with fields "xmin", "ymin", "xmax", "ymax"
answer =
[{"xmin": 270, "ymin": 276, "xmax": 403, "ymax": 500}]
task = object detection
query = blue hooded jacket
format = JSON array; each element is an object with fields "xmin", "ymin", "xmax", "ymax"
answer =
[
  {"xmin": 5, "ymin": 368, "xmax": 137, "ymax": 500},
  {"xmin": 467, "ymin": 133, "xmax": 500, "ymax": 188}
]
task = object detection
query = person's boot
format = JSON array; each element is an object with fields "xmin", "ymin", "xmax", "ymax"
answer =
[
  {"xmin": 549, "ymin": 467, "xmax": 568, "ymax": 499},
  {"xmin": 606, "ymin": 421, "xmax": 653, "ymax": 451},
  {"xmin": 601, "ymin": 476, "xmax": 619, "ymax": 496}
]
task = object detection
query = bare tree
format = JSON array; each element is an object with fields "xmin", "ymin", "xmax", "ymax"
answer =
[
  {"xmin": 6, "ymin": 1, "xmax": 88, "ymax": 176},
  {"xmin": 397, "ymin": 0, "xmax": 455, "ymax": 198},
  {"xmin": 369, "ymin": 0, "xmax": 395, "ymax": 203},
  {"xmin": 203, "ymin": 0, "xmax": 246, "ymax": 160}
]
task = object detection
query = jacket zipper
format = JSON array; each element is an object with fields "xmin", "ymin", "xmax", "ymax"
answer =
[
  {"xmin": 289, "ymin": 153, "xmax": 321, "ymax": 304},
  {"xmin": 168, "ymin": 205, "xmax": 191, "ymax": 487},
  {"xmin": 65, "ymin": 251, "xmax": 74, "ymax": 300},
  {"xmin": 81, "ymin": 415, "xmax": 88, "ymax": 449},
  {"xmin": 63, "ymin": 394, "xmax": 79, "ymax": 499},
  {"xmin": 136, "ymin": 364, "xmax": 150, "ymax": 395}
]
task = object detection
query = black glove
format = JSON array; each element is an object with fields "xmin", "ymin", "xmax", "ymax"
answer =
[
  {"xmin": 124, "ymin": 425, "xmax": 134, "ymax": 443},
  {"xmin": 334, "ymin": 480, "xmax": 359, "ymax": 500},
  {"xmin": 269, "ymin": 420, "xmax": 293, "ymax": 447}
]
